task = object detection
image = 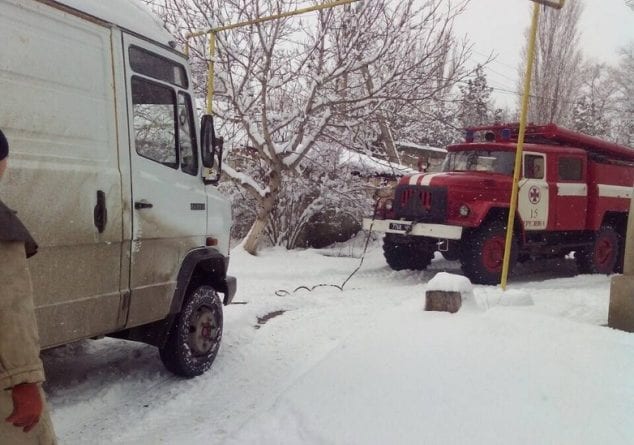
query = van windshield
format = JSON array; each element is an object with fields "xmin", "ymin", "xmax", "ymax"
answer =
[{"xmin": 442, "ymin": 150, "xmax": 515, "ymax": 175}]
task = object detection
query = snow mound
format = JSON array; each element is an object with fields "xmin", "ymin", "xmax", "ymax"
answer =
[
  {"xmin": 475, "ymin": 288, "xmax": 535, "ymax": 309},
  {"xmin": 498, "ymin": 289, "xmax": 534, "ymax": 306},
  {"xmin": 427, "ymin": 272, "xmax": 473, "ymax": 293}
]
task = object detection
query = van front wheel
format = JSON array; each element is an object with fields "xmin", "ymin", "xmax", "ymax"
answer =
[{"xmin": 160, "ymin": 285, "xmax": 223, "ymax": 378}]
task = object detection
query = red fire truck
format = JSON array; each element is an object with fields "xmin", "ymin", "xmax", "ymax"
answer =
[{"xmin": 363, "ymin": 124, "xmax": 634, "ymax": 284}]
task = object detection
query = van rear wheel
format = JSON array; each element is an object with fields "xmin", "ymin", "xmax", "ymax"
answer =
[{"xmin": 160, "ymin": 285, "xmax": 223, "ymax": 378}]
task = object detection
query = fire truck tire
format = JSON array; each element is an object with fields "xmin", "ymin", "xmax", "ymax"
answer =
[
  {"xmin": 575, "ymin": 225, "xmax": 620, "ymax": 275},
  {"xmin": 460, "ymin": 221, "xmax": 518, "ymax": 285},
  {"xmin": 383, "ymin": 237, "xmax": 434, "ymax": 271},
  {"xmin": 440, "ymin": 241, "xmax": 460, "ymax": 261}
]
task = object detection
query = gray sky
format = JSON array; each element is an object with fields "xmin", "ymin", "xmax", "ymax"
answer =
[{"xmin": 452, "ymin": 0, "xmax": 634, "ymax": 109}]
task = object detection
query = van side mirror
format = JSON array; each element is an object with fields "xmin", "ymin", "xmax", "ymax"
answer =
[{"xmin": 200, "ymin": 114, "xmax": 223, "ymax": 185}]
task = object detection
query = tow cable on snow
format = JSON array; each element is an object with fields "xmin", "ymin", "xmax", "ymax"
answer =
[{"xmin": 274, "ymin": 220, "xmax": 375, "ymax": 297}]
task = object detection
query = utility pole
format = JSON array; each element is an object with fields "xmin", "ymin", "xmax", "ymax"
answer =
[{"xmin": 500, "ymin": 0, "xmax": 566, "ymax": 289}]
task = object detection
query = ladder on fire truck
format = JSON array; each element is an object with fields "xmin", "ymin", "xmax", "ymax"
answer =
[{"xmin": 466, "ymin": 123, "xmax": 634, "ymax": 164}]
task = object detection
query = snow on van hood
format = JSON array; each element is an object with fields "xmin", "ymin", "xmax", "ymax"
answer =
[{"xmin": 54, "ymin": 0, "xmax": 174, "ymax": 47}]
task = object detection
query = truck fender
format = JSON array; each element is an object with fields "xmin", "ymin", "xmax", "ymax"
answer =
[
  {"xmin": 477, "ymin": 205, "xmax": 526, "ymax": 244},
  {"xmin": 153, "ymin": 247, "xmax": 235, "ymax": 348},
  {"xmin": 468, "ymin": 201, "xmax": 501, "ymax": 227},
  {"xmin": 170, "ymin": 247, "xmax": 235, "ymax": 314},
  {"xmin": 468, "ymin": 202, "xmax": 522, "ymax": 235},
  {"xmin": 119, "ymin": 248, "xmax": 236, "ymax": 348}
]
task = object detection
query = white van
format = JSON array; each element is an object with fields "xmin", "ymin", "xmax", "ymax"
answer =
[{"xmin": 0, "ymin": 0, "xmax": 236, "ymax": 377}]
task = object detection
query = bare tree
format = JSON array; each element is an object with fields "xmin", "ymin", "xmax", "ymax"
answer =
[
  {"xmin": 571, "ymin": 63, "xmax": 618, "ymax": 137},
  {"xmin": 571, "ymin": 43, "xmax": 634, "ymax": 145},
  {"xmin": 144, "ymin": 0, "xmax": 471, "ymax": 254},
  {"xmin": 609, "ymin": 42, "xmax": 634, "ymax": 145},
  {"xmin": 457, "ymin": 64, "xmax": 494, "ymax": 127},
  {"xmin": 518, "ymin": 0, "xmax": 584, "ymax": 125}
]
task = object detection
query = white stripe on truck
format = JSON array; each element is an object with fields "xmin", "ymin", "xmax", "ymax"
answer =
[
  {"xmin": 556, "ymin": 183, "xmax": 587, "ymax": 197},
  {"xmin": 598, "ymin": 184, "xmax": 632, "ymax": 199},
  {"xmin": 408, "ymin": 174, "xmax": 423, "ymax": 185},
  {"xmin": 408, "ymin": 173, "xmax": 443, "ymax": 186}
]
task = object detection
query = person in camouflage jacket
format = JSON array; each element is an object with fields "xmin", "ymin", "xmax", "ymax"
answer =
[{"xmin": 0, "ymin": 129, "xmax": 57, "ymax": 444}]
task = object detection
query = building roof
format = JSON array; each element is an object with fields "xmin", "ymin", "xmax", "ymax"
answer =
[
  {"xmin": 340, "ymin": 150, "xmax": 416, "ymax": 177},
  {"xmin": 396, "ymin": 141, "xmax": 447, "ymax": 154}
]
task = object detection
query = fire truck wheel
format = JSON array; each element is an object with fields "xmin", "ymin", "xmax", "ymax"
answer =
[
  {"xmin": 575, "ymin": 225, "xmax": 620, "ymax": 275},
  {"xmin": 460, "ymin": 221, "xmax": 518, "ymax": 285},
  {"xmin": 383, "ymin": 236, "xmax": 434, "ymax": 271},
  {"xmin": 440, "ymin": 241, "xmax": 460, "ymax": 261}
]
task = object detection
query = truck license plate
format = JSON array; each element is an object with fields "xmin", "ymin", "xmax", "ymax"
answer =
[{"xmin": 389, "ymin": 222, "xmax": 411, "ymax": 231}]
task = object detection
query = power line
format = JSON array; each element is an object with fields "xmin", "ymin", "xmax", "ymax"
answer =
[
  {"xmin": 483, "ymin": 84, "xmax": 628, "ymax": 114},
  {"xmin": 470, "ymin": 48, "xmax": 519, "ymax": 74}
]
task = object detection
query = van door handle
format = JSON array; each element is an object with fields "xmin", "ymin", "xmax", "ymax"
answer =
[
  {"xmin": 94, "ymin": 190, "xmax": 107, "ymax": 233},
  {"xmin": 134, "ymin": 200, "xmax": 153, "ymax": 210}
]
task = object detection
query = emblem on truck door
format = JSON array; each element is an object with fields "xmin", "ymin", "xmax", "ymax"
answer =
[
  {"xmin": 528, "ymin": 186, "xmax": 541, "ymax": 204},
  {"xmin": 190, "ymin": 203, "xmax": 206, "ymax": 211}
]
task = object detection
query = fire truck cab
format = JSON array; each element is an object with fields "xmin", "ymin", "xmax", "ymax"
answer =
[{"xmin": 363, "ymin": 124, "xmax": 634, "ymax": 284}]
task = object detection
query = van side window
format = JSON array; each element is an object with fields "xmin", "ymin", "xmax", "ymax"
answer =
[
  {"xmin": 524, "ymin": 154, "xmax": 545, "ymax": 179},
  {"xmin": 131, "ymin": 77, "xmax": 177, "ymax": 168},
  {"xmin": 558, "ymin": 157, "xmax": 582, "ymax": 181},
  {"xmin": 129, "ymin": 46, "xmax": 187, "ymax": 88},
  {"xmin": 178, "ymin": 93, "xmax": 198, "ymax": 176}
]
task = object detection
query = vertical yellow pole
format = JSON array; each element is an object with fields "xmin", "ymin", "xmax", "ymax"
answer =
[
  {"xmin": 207, "ymin": 31, "xmax": 216, "ymax": 114},
  {"xmin": 500, "ymin": 2, "xmax": 540, "ymax": 289}
]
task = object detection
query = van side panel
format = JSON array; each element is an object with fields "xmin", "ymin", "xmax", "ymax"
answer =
[{"xmin": 0, "ymin": 0, "xmax": 124, "ymax": 347}]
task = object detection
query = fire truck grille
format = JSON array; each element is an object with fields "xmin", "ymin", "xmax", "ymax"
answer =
[{"xmin": 393, "ymin": 185, "xmax": 447, "ymax": 222}]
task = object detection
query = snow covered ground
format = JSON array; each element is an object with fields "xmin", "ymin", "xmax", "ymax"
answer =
[{"xmin": 44, "ymin": 237, "xmax": 634, "ymax": 444}]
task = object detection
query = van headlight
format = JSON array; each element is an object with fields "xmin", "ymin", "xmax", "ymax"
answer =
[{"xmin": 459, "ymin": 204, "xmax": 470, "ymax": 217}]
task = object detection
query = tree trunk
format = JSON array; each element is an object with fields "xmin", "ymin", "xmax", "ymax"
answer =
[
  {"xmin": 242, "ymin": 212, "xmax": 269, "ymax": 255},
  {"xmin": 362, "ymin": 66, "xmax": 400, "ymax": 164},
  {"xmin": 242, "ymin": 170, "xmax": 281, "ymax": 255}
]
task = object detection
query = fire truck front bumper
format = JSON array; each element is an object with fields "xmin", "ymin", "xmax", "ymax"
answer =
[{"xmin": 362, "ymin": 218, "xmax": 463, "ymax": 240}]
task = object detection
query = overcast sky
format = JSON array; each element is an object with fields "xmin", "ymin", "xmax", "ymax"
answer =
[{"xmin": 452, "ymin": 0, "xmax": 634, "ymax": 109}]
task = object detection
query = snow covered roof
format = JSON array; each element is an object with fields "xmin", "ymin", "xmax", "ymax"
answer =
[
  {"xmin": 396, "ymin": 141, "xmax": 447, "ymax": 154},
  {"xmin": 339, "ymin": 150, "xmax": 416, "ymax": 177},
  {"xmin": 53, "ymin": 0, "xmax": 174, "ymax": 47}
]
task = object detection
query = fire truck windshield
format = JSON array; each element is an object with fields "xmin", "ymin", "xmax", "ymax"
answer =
[{"xmin": 442, "ymin": 150, "xmax": 515, "ymax": 175}]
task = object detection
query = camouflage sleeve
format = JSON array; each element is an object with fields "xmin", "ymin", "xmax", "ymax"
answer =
[{"xmin": 0, "ymin": 241, "xmax": 45, "ymax": 389}]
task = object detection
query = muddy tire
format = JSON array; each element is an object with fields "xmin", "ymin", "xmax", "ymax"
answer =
[
  {"xmin": 460, "ymin": 221, "xmax": 518, "ymax": 285},
  {"xmin": 576, "ymin": 225, "xmax": 620, "ymax": 275},
  {"xmin": 160, "ymin": 285, "xmax": 223, "ymax": 378},
  {"xmin": 383, "ymin": 235, "xmax": 434, "ymax": 271}
]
